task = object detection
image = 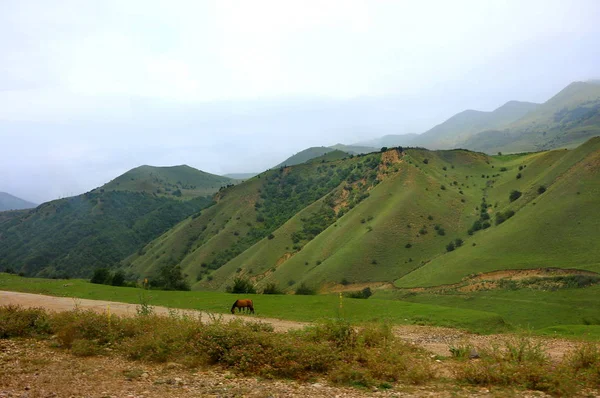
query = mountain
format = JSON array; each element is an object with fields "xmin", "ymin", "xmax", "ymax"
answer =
[
  {"xmin": 462, "ymin": 81, "xmax": 600, "ymax": 153},
  {"xmin": 414, "ymin": 101, "xmax": 540, "ymax": 149},
  {"xmin": 223, "ymin": 173, "xmax": 259, "ymax": 180},
  {"xmin": 0, "ymin": 165, "xmax": 221, "ymax": 278},
  {"xmin": 273, "ymin": 147, "xmax": 346, "ymax": 168},
  {"xmin": 0, "ymin": 192, "xmax": 37, "ymax": 211},
  {"xmin": 101, "ymin": 165, "xmax": 233, "ymax": 199},
  {"xmin": 353, "ymin": 134, "xmax": 420, "ymax": 149},
  {"xmin": 330, "ymin": 144, "xmax": 377, "ymax": 154},
  {"xmin": 126, "ymin": 137, "xmax": 600, "ymax": 293}
]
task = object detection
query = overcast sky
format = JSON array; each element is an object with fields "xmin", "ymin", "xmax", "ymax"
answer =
[{"xmin": 1, "ymin": 0, "xmax": 599, "ymax": 203}]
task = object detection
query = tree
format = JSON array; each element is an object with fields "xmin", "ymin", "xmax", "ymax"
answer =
[
  {"xmin": 295, "ymin": 282, "xmax": 316, "ymax": 295},
  {"xmin": 231, "ymin": 277, "xmax": 256, "ymax": 294},
  {"xmin": 262, "ymin": 282, "xmax": 282, "ymax": 295},
  {"xmin": 91, "ymin": 268, "xmax": 111, "ymax": 284},
  {"xmin": 509, "ymin": 190, "xmax": 522, "ymax": 202},
  {"xmin": 446, "ymin": 242, "xmax": 455, "ymax": 252},
  {"xmin": 111, "ymin": 270, "xmax": 126, "ymax": 286},
  {"xmin": 380, "ymin": 147, "xmax": 388, "ymax": 152},
  {"xmin": 154, "ymin": 265, "xmax": 190, "ymax": 291}
]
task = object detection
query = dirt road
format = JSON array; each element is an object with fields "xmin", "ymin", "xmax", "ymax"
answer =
[{"xmin": 0, "ymin": 290, "xmax": 581, "ymax": 360}]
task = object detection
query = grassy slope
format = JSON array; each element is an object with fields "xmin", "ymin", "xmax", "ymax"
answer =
[
  {"xmin": 127, "ymin": 139, "xmax": 599, "ymax": 294},
  {"xmin": 397, "ymin": 137, "xmax": 600, "ymax": 287},
  {"xmin": 102, "ymin": 165, "xmax": 233, "ymax": 199},
  {"xmin": 209, "ymin": 149, "xmax": 495, "ymax": 292},
  {"xmin": 125, "ymin": 177, "xmax": 263, "ymax": 281}
]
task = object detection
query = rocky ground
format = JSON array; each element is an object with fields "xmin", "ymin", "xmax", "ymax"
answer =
[{"xmin": 1, "ymin": 339, "xmax": 557, "ymax": 398}]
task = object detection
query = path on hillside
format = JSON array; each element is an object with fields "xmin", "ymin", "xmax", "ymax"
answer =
[{"xmin": 0, "ymin": 290, "xmax": 582, "ymax": 360}]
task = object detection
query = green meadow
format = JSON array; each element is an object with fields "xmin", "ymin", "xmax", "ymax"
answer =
[
  {"xmin": 3, "ymin": 272, "xmax": 600, "ymax": 339},
  {"xmin": 0, "ymin": 273, "xmax": 506, "ymax": 334}
]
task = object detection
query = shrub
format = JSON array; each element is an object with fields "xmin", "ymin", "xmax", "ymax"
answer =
[
  {"xmin": 454, "ymin": 238, "xmax": 463, "ymax": 247},
  {"xmin": 111, "ymin": 270, "xmax": 126, "ymax": 286},
  {"xmin": 230, "ymin": 277, "xmax": 256, "ymax": 294},
  {"xmin": 509, "ymin": 190, "xmax": 522, "ymax": 202},
  {"xmin": 346, "ymin": 287, "xmax": 373, "ymax": 299},
  {"xmin": 423, "ymin": 158, "xmax": 429, "ymax": 164},
  {"xmin": 295, "ymin": 282, "xmax": 316, "ymax": 295},
  {"xmin": 537, "ymin": 185, "xmax": 546, "ymax": 194},
  {"xmin": 446, "ymin": 242, "xmax": 455, "ymax": 252},
  {"xmin": 152, "ymin": 265, "xmax": 190, "ymax": 291},
  {"xmin": 0, "ymin": 305, "xmax": 51, "ymax": 338},
  {"xmin": 405, "ymin": 243, "xmax": 412, "ymax": 248},
  {"xmin": 91, "ymin": 268, "xmax": 111, "ymax": 284},
  {"xmin": 262, "ymin": 282, "xmax": 283, "ymax": 295},
  {"xmin": 516, "ymin": 173, "xmax": 522, "ymax": 179}
]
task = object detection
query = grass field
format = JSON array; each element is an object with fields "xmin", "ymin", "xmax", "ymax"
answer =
[
  {"xmin": 376, "ymin": 285, "xmax": 600, "ymax": 334},
  {"xmin": 4, "ymin": 273, "xmax": 600, "ymax": 339},
  {"xmin": 0, "ymin": 273, "xmax": 507, "ymax": 334}
]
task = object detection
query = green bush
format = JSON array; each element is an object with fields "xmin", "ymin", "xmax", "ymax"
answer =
[
  {"xmin": 262, "ymin": 282, "xmax": 283, "ymax": 295},
  {"xmin": 295, "ymin": 282, "xmax": 316, "ymax": 295},
  {"xmin": 509, "ymin": 190, "xmax": 522, "ymax": 202},
  {"xmin": 91, "ymin": 268, "xmax": 112, "ymax": 284},
  {"xmin": 230, "ymin": 277, "xmax": 256, "ymax": 294}
]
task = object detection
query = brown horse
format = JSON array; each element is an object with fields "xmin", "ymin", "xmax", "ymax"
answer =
[{"xmin": 231, "ymin": 299, "xmax": 254, "ymax": 314}]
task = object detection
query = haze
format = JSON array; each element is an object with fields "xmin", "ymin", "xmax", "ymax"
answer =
[{"xmin": 1, "ymin": 0, "xmax": 599, "ymax": 203}]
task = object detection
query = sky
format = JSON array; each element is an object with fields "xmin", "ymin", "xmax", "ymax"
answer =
[{"xmin": 1, "ymin": 0, "xmax": 599, "ymax": 203}]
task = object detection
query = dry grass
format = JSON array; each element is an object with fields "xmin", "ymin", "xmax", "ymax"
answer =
[{"xmin": 1, "ymin": 305, "xmax": 599, "ymax": 395}]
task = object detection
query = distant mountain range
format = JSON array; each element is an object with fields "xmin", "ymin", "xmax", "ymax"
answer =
[
  {"xmin": 351, "ymin": 80, "xmax": 600, "ymax": 154},
  {"xmin": 0, "ymin": 192, "xmax": 37, "ymax": 211}
]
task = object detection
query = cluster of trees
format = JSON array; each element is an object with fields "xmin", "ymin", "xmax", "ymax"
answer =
[
  {"xmin": 91, "ymin": 264, "xmax": 191, "ymax": 291},
  {"xmin": 446, "ymin": 238, "xmax": 464, "ymax": 252},
  {"xmin": 90, "ymin": 268, "xmax": 128, "ymax": 286},
  {"xmin": 468, "ymin": 197, "xmax": 492, "ymax": 235}
]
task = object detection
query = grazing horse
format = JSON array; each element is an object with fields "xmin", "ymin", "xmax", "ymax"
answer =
[{"xmin": 231, "ymin": 299, "xmax": 254, "ymax": 314}]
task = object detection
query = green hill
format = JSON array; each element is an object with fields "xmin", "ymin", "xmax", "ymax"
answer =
[
  {"xmin": 330, "ymin": 143, "xmax": 378, "ymax": 154},
  {"xmin": 128, "ymin": 138, "xmax": 599, "ymax": 294},
  {"xmin": 0, "ymin": 192, "xmax": 37, "ymax": 211},
  {"xmin": 273, "ymin": 147, "xmax": 347, "ymax": 168},
  {"xmin": 0, "ymin": 166, "xmax": 218, "ymax": 278},
  {"xmin": 462, "ymin": 81, "xmax": 600, "ymax": 153},
  {"xmin": 415, "ymin": 101, "xmax": 540, "ymax": 149},
  {"xmin": 101, "ymin": 165, "xmax": 233, "ymax": 199}
]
